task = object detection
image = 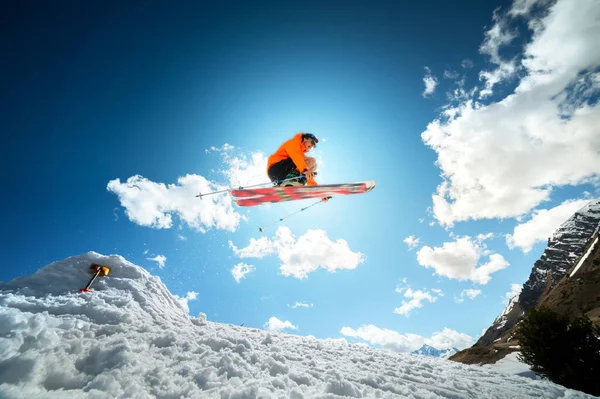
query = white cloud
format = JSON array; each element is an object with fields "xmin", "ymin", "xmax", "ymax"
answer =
[
  {"xmin": 403, "ymin": 235, "xmax": 420, "ymax": 250},
  {"xmin": 288, "ymin": 302, "xmax": 313, "ymax": 309},
  {"xmin": 264, "ymin": 317, "xmax": 297, "ymax": 331},
  {"xmin": 506, "ymin": 198, "xmax": 592, "ymax": 253},
  {"xmin": 478, "ymin": 8, "xmax": 520, "ymax": 97},
  {"xmin": 177, "ymin": 234, "xmax": 187, "ymax": 241},
  {"xmin": 231, "ymin": 263, "xmax": 255, "ymax": 283},
  {"xmin": 220, "ymin": 151, "xmax": 269, "ymax": 188},
  {"xmin": 503, "ymin": 283, "xmax": 523, "ymax": 305},
  {"xmin": 480, "ymin": 8, "xmax": 517, "ymax": 64},
  {"xmin": 107, "ymin": 174, "xmax": 242, "ymax": 233},
  {"xmin": 476, "ymin": 233, "xmax": 495, "ymax": 242},
  {"xmin": 479, "ymin": 60, "xmax": 518, "ymax": 98},
  {"xmin": 416, "ymin": 236, "xmax": 509, "ymax": 284},
  {"xmin": 431, "ymin": 288, "xmax": 444, "ymax": 297},
  {"xmin": 340, "ymin": 325, "xmax": 474, "ymax": 352},
  {"xmin": 421, "ymin": 0, "xmax": 600, "ymax": 227},
  {"xmin": 108, "ymin": 147, "xmax": 269, "ymax": 233},
  {"xmin": 229, "ymin": 236, "xmax": 277, "ymax": 258},
  {"xmin": 174, "ymin": 291, "xmax": 199, "ymax": 314},
  {"xmin": 147, "ymin": 255, "xmax": 167, "ymax": 269},
  {"xmin": 229, "ymin": 226, "xmax": 365, "ymax": 279},
  {"xmin": 423, "ymin": 67, "xmax": 439, "ymax": 97},
  {"xmin": 508, "ymin": 0, "xmax": 552, "ymax": 17},
  {"xmin": 394, "ymin": 288, "xmax": 441, "ymax": 317},
  {"xmin": 455, "ymin": 288, "xmax": 483, "ymax": 303},
  {"xmin": 427, "ymin": 328, "xmax": 476, "ymax": 351}
]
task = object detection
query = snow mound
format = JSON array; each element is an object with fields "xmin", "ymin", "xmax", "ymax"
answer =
[{"xmin": 0, "ymin": 252, "xmax": 594, "ymax": 398}]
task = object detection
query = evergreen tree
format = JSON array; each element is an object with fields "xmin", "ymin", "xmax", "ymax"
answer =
[{"xmin": 515, "ymin": 307, "xmax": 600, "ymax": 396}]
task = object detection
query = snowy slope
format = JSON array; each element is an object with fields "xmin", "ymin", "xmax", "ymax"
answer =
[{"xmin": 0, "ymin": 252, "xmax": 594, "ymax": 398}]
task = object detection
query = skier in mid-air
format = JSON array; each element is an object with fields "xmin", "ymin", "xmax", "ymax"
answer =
[
  {"xmin": 201, "ymin": 131, "xmax": 375, "ymax": 209},
  {"xmin": 266, "ymin": 132, "xmax": 320, "ymax": 187}
]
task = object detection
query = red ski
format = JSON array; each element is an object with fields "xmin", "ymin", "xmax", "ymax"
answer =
[{"xmin": 230, "ymin": 180, "xmax": 376, "ymax": 207}]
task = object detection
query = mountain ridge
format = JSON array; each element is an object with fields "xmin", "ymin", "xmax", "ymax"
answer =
[{"xmin": 450, "ymin": 199, "xmax": 600, "ymax": 366}]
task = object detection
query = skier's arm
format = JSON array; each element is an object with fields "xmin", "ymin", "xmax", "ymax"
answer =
[{"xmin": 283, "ymin": 140, "xmax": 308, "ymax": 173}]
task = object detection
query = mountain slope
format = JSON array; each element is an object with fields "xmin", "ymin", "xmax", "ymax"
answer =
[
  {"xmin": 450, "ymin": 199, "xmax": 600, "ymax": 366},
  {"xmin": 1, "ymin": 252, "xmax": 594, "ymax": 398},
  {"xmin": 411, "ymin": 344, "xmax": 459, "ymax": 359}
]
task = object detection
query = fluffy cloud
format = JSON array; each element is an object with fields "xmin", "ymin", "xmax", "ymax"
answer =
[
  {"xmin": 455, "ymin": 288, "xmax": 483, "ymax": 303},
  {"xmin": 147, "ymin": 255, "xmax": 167, "ymax": 269},
  {"xmin": 421, "ymin": 0, "xmax": 600, "ymax": 227},
  {"xmin": 229, "ymin": 236, "xmax": 277, "ymax": 258},
  {"xmin": 476, "ymin": 233, "xmax": 495, "ymax": 242},
  {"xmin": 506, "ymin": 198, "xmax": 591, "ymax": 253},
  {"xmin": 174, "ymin": 291, "xmax": 199, "ymax": 314},
  {"xmin": 403, "ymin": 235, "xmax": 420, "ymax": 250},
  {"xmin": 478, "ymin": 8, "xmax": 520, "ymax": 97},
  {"xmin": 423, "ymin": 67, "xmax": 438, "ymax": 97},
  {"xmin": 394, "ymin": 288, "xmax": 441, "ymax": 317},
  {"xmin": 264, "ymin": 317, "xmax": 297, "ymax": 331},
  {"xmin": 107, "ymin": 148, "xmax": 269, "ymax": 233},
  {"xmin": 107, "ymin": 174, "xmax": 242, "ymax": 232},
  {"xmin": 416, "ymin": 236, "xmax": 509, "ymax": 284},
  {"xmin": 427, "ymin": 328, "xmax": 476, "ymax": 351},
  {"xmin": 231, "ymin": 263, "xmax": 255, "ymax": 283},
  {"xmin": 220, "ymin": 150, "xmax": 269, "ymax": 188},
  {"xmin": 229, "ymin": 226, "xmax": 365, "ymax": 279},
  {"xmin": 340, "ymin": 325, "xmax": 474, "ymax": 352}
]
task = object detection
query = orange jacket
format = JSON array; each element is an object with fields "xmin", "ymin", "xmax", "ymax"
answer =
[{"xmin": 267, "ymin": 133, "xmax": 316, "ymax": 185}]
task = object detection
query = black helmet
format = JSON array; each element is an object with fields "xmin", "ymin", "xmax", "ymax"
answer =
[{"xmin": 302, "ymin": 133, "xmax": 319, "ymax": 147}]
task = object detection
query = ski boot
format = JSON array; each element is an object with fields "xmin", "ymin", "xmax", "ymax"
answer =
[{"xmin": 279, "ymin": 173, "xmax": 307, "ymax": 187}]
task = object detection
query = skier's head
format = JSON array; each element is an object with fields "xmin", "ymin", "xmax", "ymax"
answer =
[{"xmin": 301, "ymin": 133, "xmax": 318, "ymax": 151}]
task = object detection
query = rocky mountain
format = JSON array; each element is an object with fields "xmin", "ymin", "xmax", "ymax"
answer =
[
  {"xmin": 411, "ymin": 344, "xmax": 459, "ymax": 359},
  {"xmin": 450, "ymin": 199, "xmax": 600, "ymax": 365}
]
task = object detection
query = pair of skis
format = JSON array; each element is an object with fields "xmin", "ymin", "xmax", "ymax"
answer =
[{"xmin": 229, "ymin": 180, "xmax": 376, "ymax": 207}]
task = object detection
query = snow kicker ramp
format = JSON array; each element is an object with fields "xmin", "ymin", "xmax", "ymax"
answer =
[{"xmin": 0, "ymin": 252, "xmax": 593, "ymax": 398}]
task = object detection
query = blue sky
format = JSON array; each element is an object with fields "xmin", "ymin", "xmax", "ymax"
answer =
[{"xmin": 3, "ymin": 0, "xmax": 599, "ymax": 351}]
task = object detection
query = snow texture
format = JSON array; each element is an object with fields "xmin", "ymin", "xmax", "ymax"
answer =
[
  {"xmin": 482, "ymin": 352, "xmax": 538, "ymax": 380},
  {"xmin": 571, "ymin": 236, "xmax": 599, "ymax": 277},
  {"xmin": 518, "ymin": 199, "xmax": 600, "ymax": 310},
  {"xmin": 0, "ymin": 252, "xmax": 595, "ymax": 398}
]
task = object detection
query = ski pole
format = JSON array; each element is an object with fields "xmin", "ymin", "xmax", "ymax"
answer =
[
  {"xmin": 258, "ymin": 197, "xmax": 331, "ymax": 233},
  {"xmin": 79, "ymin": 264, "xmax": 111, "ymax": 293},
  {"xmin": 196, "ymin": 175, "xmax": 308, "ymax": 199}
]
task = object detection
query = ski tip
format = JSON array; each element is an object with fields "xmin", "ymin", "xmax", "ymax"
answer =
[{"xmin": 362, "ymin": 180, "xmax": 376, "ymax": 192}]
